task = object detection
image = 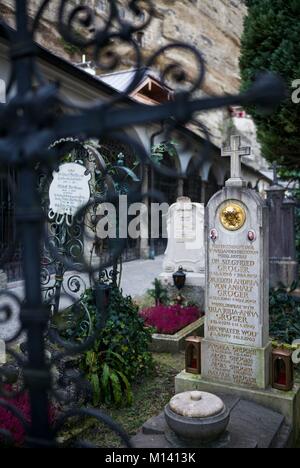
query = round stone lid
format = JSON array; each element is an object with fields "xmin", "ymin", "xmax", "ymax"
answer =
[{"xmin": 169, "ymin": 391, "xmax": 225, "ymax": 418}]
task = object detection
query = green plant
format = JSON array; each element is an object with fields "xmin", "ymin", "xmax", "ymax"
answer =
[
  {"xmin": 80, "ymin": 287, "xmax": 154, "ymax": 406},
  {"xmin": 240, "ymin": 0, "xmax": 300, "ymax": 168},
  {"xmin": 146, "ymin": 278, "xmax": 169, "ymax": 306},
  {"xmin": 83, "ymin": 349, "xmax": 133, "ymax": 407},
  {"xmin": 269, "ymin": 286, "xmax": 300, "ymax": 344},
  {"xmin": 151, "ymin": 141, "xmax": 179, "ymax": 165}
]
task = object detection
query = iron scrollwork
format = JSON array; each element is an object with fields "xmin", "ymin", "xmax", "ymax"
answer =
[{"xmin": 0, "ymin": 0, "xmax": 285, "ymax": 448}]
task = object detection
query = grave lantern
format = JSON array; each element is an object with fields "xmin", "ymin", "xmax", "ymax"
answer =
[
  {"xmin": 173, "ymin": 266, "xmax": 186, "ymax": 291},
  {"xmin": 272, "ymin": 348, "xmax": 294, "ymax": 391},
  {"xmin": 185, "ymin": 336, "xmax": 202, "ymax": 374}
]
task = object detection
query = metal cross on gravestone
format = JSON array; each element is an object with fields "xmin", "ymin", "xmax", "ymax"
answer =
[{"xmin": 222, "ymin": 135, "xmax": 251, "ymax": 188}]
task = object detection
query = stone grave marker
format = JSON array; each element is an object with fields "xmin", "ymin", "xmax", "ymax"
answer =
[
  {"xmin": 162, "ymin": 196, "xmax": 205, "ymax": 274},
  {"xmin": 266, "ymin": 164, "xmax": 298, "ymax": 288},
  {"xmin": 160, "ymin": 196, "xmax": 205, "ymax": 309},
  {"xmin": 175, "ymin": 138, "xmax": 300, "ymax": 440},
  {"xmin": 49, "ymin": 162, "xmax": 91, "ymax": 217},
  {"xmin": 201, "ymin": 136, "xmax": 271, "ymax": 389}
]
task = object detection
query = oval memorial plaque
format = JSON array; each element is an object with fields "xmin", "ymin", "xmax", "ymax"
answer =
[{"xmin": 49, "ymin": 163, "xmax": 91, "ymax": 216}]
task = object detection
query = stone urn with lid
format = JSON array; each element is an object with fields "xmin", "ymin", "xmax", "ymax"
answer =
[{"xmin": 164, "ymin": 391, "xmax": 230, "ymax": 445}]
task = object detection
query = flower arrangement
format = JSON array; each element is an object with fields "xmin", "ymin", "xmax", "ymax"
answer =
[{"xmin": 140, "ymin": 304, "xmax": 203, "ymax": 335}]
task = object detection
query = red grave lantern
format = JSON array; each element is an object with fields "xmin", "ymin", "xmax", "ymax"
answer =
[
  {"xmin": 185, "ymin": 336, "xmax": 202, "ymax": 374},
  {"xmin": 272, "ymin": 348, "xmax": 294, "ymax": 391}
]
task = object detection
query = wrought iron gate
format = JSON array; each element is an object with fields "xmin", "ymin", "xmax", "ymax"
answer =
[{"xmin": 0, "ymin": 0, "xmax": 284, "ymax": 448}]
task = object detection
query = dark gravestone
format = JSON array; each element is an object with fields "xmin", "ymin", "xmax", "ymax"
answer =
[{"xmin": 266, "ymin": 177, "xmax": 298, "ymax": 288}]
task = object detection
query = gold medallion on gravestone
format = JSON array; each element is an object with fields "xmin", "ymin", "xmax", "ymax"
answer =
[{"xmin": 219, "ymin": 202, "xmax": 246, "ymax": 231}]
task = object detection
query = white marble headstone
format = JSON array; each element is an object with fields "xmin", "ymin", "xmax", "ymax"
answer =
[
  {"xmin": 202, "ymin": 187, "xmax": 270, "ymax": 389},
  {"xmin": 49, "ymin": 163, "xmax": 91, "ymax": 216},
  {"xmin": 163, "ymin": 197, "xmax": 205, "ymax": 273}
]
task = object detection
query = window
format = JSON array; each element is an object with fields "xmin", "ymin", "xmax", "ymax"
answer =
[{"xmin": 0, "ymin": 79, "xmax": 6, "ymax": 103}]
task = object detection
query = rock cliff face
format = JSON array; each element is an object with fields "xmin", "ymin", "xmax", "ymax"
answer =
[
  {"xmin": 154, "ymin": 0, "xmax": 247, "ymax": 95},
  {"xmin": 0, "ymin": 0, "xmax": 247, "ymax": 95}
]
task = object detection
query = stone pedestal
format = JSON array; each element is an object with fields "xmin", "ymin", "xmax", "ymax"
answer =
[
  {"xmin": 175, "ymin": 372, "xmax": 300, "ymax": 444},
  {"xmin": 131, "ymin": 393, "xmax": 293, "ymax": 448},
  {"xmin": 201, "ymin": 340, "xmax": 271, "ymax": 389}
]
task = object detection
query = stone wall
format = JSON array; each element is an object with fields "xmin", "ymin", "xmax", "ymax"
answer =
[
  {"xmin": 1, "ymin": 0, "xmax": 84, "ymax": 61},
  {"xmin": 0, "ymin": 0, "xmax": 247, "ymax": 96},
  {"xmin": 153, "ymin": 0, "xmax": 246, "ymax": 96}
]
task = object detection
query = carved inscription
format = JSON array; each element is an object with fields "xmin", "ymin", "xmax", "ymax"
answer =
[
  {"xmin": 207, "ymin": 243, "xmax": 261, "ymax": 347},
  {"xmin": 49, "ymin": 163, "xmax": 91, "ymax": 216},
  {"xmin": 204, "ymin": 341, "xmax": 258, "ymax": 387},
  {"xmin": 203, "ymin": 190, "xmax": 269, "ymax": 389},
  {"xmin": 174, "ymin": 206, "xmax": 196, "ymax": 242}
]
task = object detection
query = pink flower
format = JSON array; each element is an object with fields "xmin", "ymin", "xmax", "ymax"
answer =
[
  {"xmin": 140, "ymin": 305, "xmax": 203, "ymax": 335},
  {"xmin": 0, "ymin": 385, "xmax": 55, "ymax": 447}
]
